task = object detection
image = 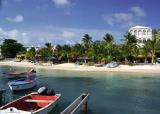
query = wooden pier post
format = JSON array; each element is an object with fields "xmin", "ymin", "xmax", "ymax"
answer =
[
  {"xmin": 81, "ymin": 94, "xmax": 88, "ymax": 112},
  {"xmin": 60, "ymin": 93, "xmax": 89, "ymax": 114}
]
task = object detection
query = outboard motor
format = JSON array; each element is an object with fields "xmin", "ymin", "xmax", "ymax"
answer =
[
  {"xmin": 30, "ymin": 69, "xmax": 36, "ymax": 73},
  {"xmin": 46, "ymin": 89, "xmax": 55, "ymax": 96},
  {"xmin": 37, "ymin": 86, "xmax": 48, "ymax": 95}
]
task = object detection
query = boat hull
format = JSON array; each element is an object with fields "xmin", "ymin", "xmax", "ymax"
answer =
[
  {"xmin": 7, "ymin": 73, "xmax": 36, "ymax": 79},
  {"xmin": 0, "ymin": 93, "xmax": 61, "ymax": 114},
  {"xmin": 33, "ymin": 98, "xmax": 59, "ymax": 114},
  {"xmin": 8, "ymin": 80, "xmax": 36, "ymax": 91}
]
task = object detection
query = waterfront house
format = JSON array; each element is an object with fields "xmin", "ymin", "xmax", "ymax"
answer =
[{"xmin": 129, "ymin": 26, "xmax": 152, "ymax": 47}]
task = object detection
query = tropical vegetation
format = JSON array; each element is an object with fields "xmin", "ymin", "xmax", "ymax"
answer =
[{"xmin": 0, "ymin": 30, "xmax": 160, "ymax": 65}]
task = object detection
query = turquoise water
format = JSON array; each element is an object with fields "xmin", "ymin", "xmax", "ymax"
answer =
[{"xmin": 0, "ymin": 66, "xmax": 160, "ymax": 114}]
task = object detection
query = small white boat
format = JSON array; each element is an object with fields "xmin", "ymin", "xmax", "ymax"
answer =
[
  {"xmin": 7, "ymin": 69, "xmax": 36, "ymax": 79},
  {"xmin": 106, "ymin": 61, "xmax": 118, "ymax": 68},
  {"xmin": 8, "ymin": 78, "xmax": 36, "ymax": 91},
  {"xmin": 0, "ymin": 92, "xmax": 61, "ymax": 114}
]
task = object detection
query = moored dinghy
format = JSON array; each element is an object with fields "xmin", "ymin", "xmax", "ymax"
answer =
[
  {"xmin": 7, "ymin": 69, "xmax": 36, "ymax": 79},
  {"xmin": 8, "ymin": 78, "xmax": 37, "ymax": 91},
  {"xmin": 0, "ymin": 87, "xmax": 61, "ymax": 114}
]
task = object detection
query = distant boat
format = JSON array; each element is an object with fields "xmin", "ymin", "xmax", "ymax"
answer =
[
  {"xmin": 94, "ymin": 63, "xmax": 104, "ymax": 67},
  {"xmin": 0, "ymin": 92, "xmax": 61, "ymax": 114},
  {"xmin": 7, "ymin": 69, "xmax": 36, "ymax": 79},
  {"xmin": 94, "ymin": 62, "xmax": 105, "ymax": 67},
  {"xmin": 106, "ymin": 61, "xmax": 118, "ymax": 68},
  {"xmin": 8, "ymin": 78, "xmax": 37, "ymax": 91}
]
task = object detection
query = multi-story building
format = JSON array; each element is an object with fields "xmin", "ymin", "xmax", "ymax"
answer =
[{"xmin": 129, "ymin": 26, "xmax": 152, "ymax": 46}]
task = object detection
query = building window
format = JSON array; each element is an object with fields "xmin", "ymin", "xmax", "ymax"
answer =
[
  {"xmin": 147, "ymin": 30, "xmax": 151, "ymax": 35},
  {"xmin": 138, "ymin": 30, "xmax": 141, "ymax": 36},
  {"xmin": 134, "ymin": 30, "xmax": 137, "ymax": 35},
  {"xmin": 143, "ymin": 30, "xmax": 146, "ymax": 35}
]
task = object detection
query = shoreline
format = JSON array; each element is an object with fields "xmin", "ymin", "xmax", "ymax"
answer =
[{"xmin": 0, "ymin": 61, "xmax": 160, "ymax": 74}]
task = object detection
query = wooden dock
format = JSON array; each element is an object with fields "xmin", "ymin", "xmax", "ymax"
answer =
[{"xmin": 60, "ymin": 93, "xmax": 89, "ymax": 114}]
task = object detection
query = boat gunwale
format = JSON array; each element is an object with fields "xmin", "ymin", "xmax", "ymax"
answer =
[
  {"xmin": 33, "ymin": 93, "xmax": 61, "ymax": 113},
  {"xmin": 0, "ymin": 92, "xmax": 61, "ymax": 113},
  {"xmin": 8, "ymin": 80, "xmax": 36, "ymax": 86}
]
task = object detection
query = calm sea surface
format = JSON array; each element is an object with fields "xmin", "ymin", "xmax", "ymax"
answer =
[{"xmin": 0, "ymin": 65, "xmax": 160, "ymax": 114}]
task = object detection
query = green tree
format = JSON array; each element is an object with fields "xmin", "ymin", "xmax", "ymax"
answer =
[
  {"xmin": 87, "ymin": 41, "xmax": 104, "ymax": 62},
  {"xmin": 54, "ymin": 44, "xmax": 62, "ymax": 61},
  {"xmin": 132, "ymin": 46, "xmax": 140, "ymax": 61},
  {"xmin": 103, "ymin": 41, "xmax": 121, "ymax": 62},
  {"xmin": 141, "ymin": 45, "xmax": 150, "ymax": 63},
  {"xmin": 82, "ymin": 34, "xmax": 93, "ymax": 54},
  {"xmin": 61, "ymin": 44, "xmax": 71, "ymax": 63},
  {"xmin": 103, "ymin": 33, "xmax": 114, "ymax": 43},
  {"xmin": 39, "ymin": 48, "xmax": 52, "ymax": 61},
  {"xmin": 144, "ymin": 30, "xmax": 160, "ymax": 64},
  {"xmin": 71, "ymin": 43, "xmax": 84, "ymax": 60},
  {"xmin": 122, "ymin": 32, "xmax": 138, "ymax": 64},
  {"xmin": 45, "ymin": 42, "xmax": 52, "ymax": 48},
  {"xmin": 1, "ymin": 39, "xmax": 23, "ymax": 58},
  {"xmin": 26, "ymin": 47, "xmax": 36, "ymax": 61}
]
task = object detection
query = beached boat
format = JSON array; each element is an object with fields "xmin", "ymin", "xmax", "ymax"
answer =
[
  {"xmin": 7, "ymin": 69, "xmax": 36, "ymax": 79},
  {"xmin": 94, "ymin": 63, "xmax": 104, "ymax": 67},
  {"xmin": 106, "ymin": 61, "xmax": 118, "ymax": 68},
  {"xmin": 0, "ymin": 92, "xmax": 61, "ymax": 114},
  {"xmin": 8, "ymin": 78, "xmax": 37, "ymax": 91}
]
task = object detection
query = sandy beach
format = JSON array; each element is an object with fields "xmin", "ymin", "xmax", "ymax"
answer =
[{"xmin": 0, "ymin": 61, "xmax": 160, "ymax": 74}]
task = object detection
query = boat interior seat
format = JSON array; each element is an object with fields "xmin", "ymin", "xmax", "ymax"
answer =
[
  {"xmin": 29, "ymin": 95, "xmax": 57, "ymax": 107},
  {"xmin": 36, "ymin": 102, "xmax": 49, "ymax": 107}
]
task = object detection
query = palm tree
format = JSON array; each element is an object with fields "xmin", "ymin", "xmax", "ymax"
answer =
[
  {"xmin": 26, "ymin": 47, "xmax": 36, "ymax": 61},
  {"xmin": 144, "ymin": 32, "xmax": 160, "ymax": 64},
  {"xmin": 141, "ymin": 45, "xmax": 150, "ymax": 63},
  {"xmin": 71, "ymin": 43, "xmax": 84, "ymax": 60},
  {"xmin": 132, "ymin": 46, "xmax": 140, "ymax": 62},
  {"xmin": 88, "ymin": 41, "xmax": 104, "ymax": 62},
  {"xmin": 45, "ymin": 42, "xmax": 52, "ymax": 48},
  {"xmin": 62, "ymin": 44, "xmax": 71, "ymax": 63},
  {"xmin": 103, "ymin": 33, "xmax": 114, "ymax": 43},
  {"xmin": 122, "ymin": 32, "xmax": 138, "ymax": 64},
  {"xmin": 82, "ymin": 34, "xmax": 93, "ymax": 52},
  {"xmin": 103, "ymin": 41, "xmax": 120, "ymax": 62}
]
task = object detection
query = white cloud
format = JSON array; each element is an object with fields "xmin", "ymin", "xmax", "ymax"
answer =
[
  {"xmin": 103, "ymin": 6, "xmax": 146, "ymax": 29},
  {"xmin": 104, "ymin": 13, "xmax": 133, "ymax": 26},
  {"xmin": 23, "ymin": 26, "xmax": 121, "ymax": 46},
  {"xmin": 7, "ymin": 14, "xmax": 24, "ymax": 23},
  {"xmin": 130, "ymin": 6, "xmax": 146, "ymax": 17},
  {"xmin": 52, "ymin": 0, "xmax": 70, "ymax": 6},
  {"xmin": 7, "ymin": 29, "xmax": 19, "ymax": 39},
  {"xmin": 0, "ymin": 28, "xmax": 28, "ymax": 45},
  {"xmin": 62, "ymin": 31, "xmax": 75, "ymax": 38},
  {"xmin": 0, "ymin": 26, "xmax": 122, "ymax": 46},
  {"xmin": 22, "ymin": 32, "xmax": 27, "ymax": 36}
]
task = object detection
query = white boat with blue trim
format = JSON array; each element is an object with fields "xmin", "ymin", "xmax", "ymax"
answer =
[{"xmin": 8, "ymin": 78, "xmax": 36, "ymax": 91}]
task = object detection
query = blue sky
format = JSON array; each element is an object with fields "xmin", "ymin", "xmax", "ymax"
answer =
[{"xmin": 0, "ymin": 0, "xmax": 160, "ymax": 46}]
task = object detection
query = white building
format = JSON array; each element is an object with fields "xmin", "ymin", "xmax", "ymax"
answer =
[{"xmin": 129, "ymin": 26, "xmax": 152, "ymax": 46}]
